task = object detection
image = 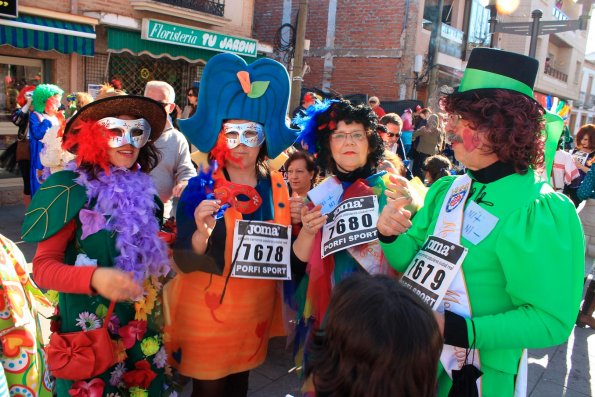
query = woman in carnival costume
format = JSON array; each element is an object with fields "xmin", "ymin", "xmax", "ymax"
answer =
[
  {"xmin": 0, "ymin": 234, "xmax": 53, "ymax": 396},
  {"xmin": 29, "ymin": 84, "xmax": 75, "ymax": 195},
  {"xmin": 165, "ymin": 53, "xmax": 304, "ymax": 397},
  {"xmin": 290, "ymin": 99, "xmax": 413, "ymax": 370},
  {"xmin": 22, "ymin": 95, "xmax": 174, "ymax": 396}
]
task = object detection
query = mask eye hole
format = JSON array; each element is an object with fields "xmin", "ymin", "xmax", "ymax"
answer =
[
  {"xmin": 130, "ymin": 128, "xmax": 144, "ymax": 137},
  {"xmin": 109, "ymin": 128, "xmax": 125, "ymax": 137},
  {"xmin": 225, "ymin": 131, "xmax": 239, "ymax": 139},
  {"xmin": 244, "ymin": 130, "xmax": 258, "ymax": 138}
]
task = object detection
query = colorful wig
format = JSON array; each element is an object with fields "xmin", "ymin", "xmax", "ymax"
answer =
[{"xmin": 32, "ymin": 84, "xmax": 63, "ymax": 113}]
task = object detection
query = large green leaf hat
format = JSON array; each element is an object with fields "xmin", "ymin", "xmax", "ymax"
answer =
[{"xmin": 179, "ymin": 53, "xmax": 299, "ymax": 159}]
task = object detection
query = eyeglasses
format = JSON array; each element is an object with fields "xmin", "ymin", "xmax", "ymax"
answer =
[
  {"xmin": 446, "ymin": 113, "xmax": 462, "ymax": 127},
  {"xmin": 330, "ymin": 131, "xmax": 367, "ymax": 143},
  {"xmin": 387, "ymin": 133, "xmax": 400, "ymax": 138},
  {"xmin": 187, "ymin": 93, "xmax": 196, "ymax": 97}
]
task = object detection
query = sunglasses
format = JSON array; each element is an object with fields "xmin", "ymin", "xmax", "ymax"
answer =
[
  {"xmin": 387, "ymin": 133, "xmax": 400, "ymax": 138},
  {"xmin": 187, "ymin": 93, "xmax": 196, "ymax": 97}
]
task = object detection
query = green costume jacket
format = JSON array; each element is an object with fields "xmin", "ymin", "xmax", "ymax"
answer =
[
  {"xmin": 381, "ymin": 167, "xmax": 584, "ymax": 382},
  {"xmin": 22, "ymin": 170, "xmax": 166, "ymax": 397}
]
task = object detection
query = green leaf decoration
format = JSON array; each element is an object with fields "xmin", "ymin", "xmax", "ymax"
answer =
[
  {"xmin": 96, "ymin": 304, "xmax": 108, "ymax": 318},
  {"xmin": 21, "ymin": 171, "xmax": 87, "ymax": 242},
  {"xmin": 248, "ymin": 81, "xmax": 270, "ymax": 98}
]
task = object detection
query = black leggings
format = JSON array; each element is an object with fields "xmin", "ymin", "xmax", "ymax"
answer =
[{"xmin": 191, "ymin": 371, "xmax": 250, "ymax": 397}]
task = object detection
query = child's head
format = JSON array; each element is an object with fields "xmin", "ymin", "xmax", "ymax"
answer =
[
  {"xmin": 306, "ymin": 274, "xmax": 442, "ymax": 397},
  {"xmin": 423, "ymin": 154, "xmax": 452, "ymax": 186}
]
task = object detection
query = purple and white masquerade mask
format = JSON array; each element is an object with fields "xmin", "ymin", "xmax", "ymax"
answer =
[
  {"xmin": 223, "ymin": 122, "xmax": 265, "ymax": 149},
  {"xmin": 98, "ymin": 117, "xmax": 151, "ymax": 149}
]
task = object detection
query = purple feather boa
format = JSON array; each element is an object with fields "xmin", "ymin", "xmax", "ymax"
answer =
[{"xmin": 71, "ymin": 164, "xmax": 170, "ymax": 282}]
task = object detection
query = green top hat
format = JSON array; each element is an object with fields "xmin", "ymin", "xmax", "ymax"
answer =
[{"xmin": 456, "ymin": 48, "xmax": 539, "ymax": 99}]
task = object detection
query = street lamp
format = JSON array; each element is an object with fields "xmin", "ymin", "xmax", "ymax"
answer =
[{"xmin": 486, "ymin": 0, "xmax": 593, "ymax": 58}]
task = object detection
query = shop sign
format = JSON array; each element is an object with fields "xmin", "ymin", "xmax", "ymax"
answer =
[
  {"xmin": 141, "ymin": 19, "xmax": 258, "ymax": 58},
  {"xmin": 0, "ymin": 0, "xmax": 18, "ymax": 18}
]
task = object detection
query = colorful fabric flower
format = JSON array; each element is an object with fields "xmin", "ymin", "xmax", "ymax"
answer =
[
  {"xmin": 79, "ymin": 209, "xmax": 107, "ymax": 240},
  {"xmin": 107, "ymin": 313, "xmax": 120, "ymax": 335},
  {"xmin": 112, "ymin": 339, "xmax": 128, "ymax": 364},
  {"xmin": 135, "ymin": 279, "xmax": 158, "ymax": 321},
  {"xmin": 122, "ymin": 360, "xmax": 157, "ymax": 389},
  {"xmin": 140, "ymin": 336, "xmax": 160, "ymax": 357},
  {"xmin": 129, "ymin": 387, "xmax": 148, "ymax": 397},
  {"xmin": 153, "ymin": 346, "xmax": 167, "ymax": 369},
  {"xmin": 109, "ymin": 362, "xmax": 126, "ymax": 387},
  {"xmin": 69, "ymin": 378, "xmax": 105, "ymax": 397},
  {"xmin": 118, "ymin": 320, "xmax": 147, "ymax": 349},
  {"xmin": 75, "ymin": 311, "xmax": 101, "ymax": 331}
]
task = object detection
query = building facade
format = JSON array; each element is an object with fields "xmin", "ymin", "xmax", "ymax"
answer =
[
  {"xmin": 570, "ymin": 52, "xmax": 595, "ymax": 134},
  {"xmin": 252, "ymin": 0, "xmax": 422, "ymax": 106}
]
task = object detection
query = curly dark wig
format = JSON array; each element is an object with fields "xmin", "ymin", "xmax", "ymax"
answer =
[
  {"xmin": 441, "ymin": 90, "xmax": 545, "ymax": 174},
  {"xmin": 314, "ymin": 100, "xmax": 384, "ymax": 174},
  {"xmin": 305, "ymin": 274, "xmax": 442, "ymax": 397}
]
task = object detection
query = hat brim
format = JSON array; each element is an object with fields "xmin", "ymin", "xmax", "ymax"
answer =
[{"xmin": 64, "ymin": 95, "xmax": 167, "ymax": 153}]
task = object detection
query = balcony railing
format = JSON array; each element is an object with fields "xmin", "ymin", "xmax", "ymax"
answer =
[
  {"xmin": 552, "ymin": 7, "xmax": 569, "ymax": 21},
  {"xmin": 154, "ymin": 0, "xmax": 224, "ymax": 16},
  {"xmin": 544, "ymin": 65, "xmax": 568, "ymax": 82}
]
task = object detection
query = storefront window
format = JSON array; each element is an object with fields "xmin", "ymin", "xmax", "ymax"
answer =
[{"xmin": 0, "ymin": 56, "xmax": 42, "ymax": 180}]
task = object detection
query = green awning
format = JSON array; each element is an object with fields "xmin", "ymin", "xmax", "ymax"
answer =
[
  {"xmin": 0, "ymin": 14, "xmax": 95, "ymax": 56},
  {"xmin": 108, "ymin": 28, "xmax": 217, "ymax": 64},
  {"xmin": 107, "ymin": 28, "xmax": 261, "ymax": 63}
]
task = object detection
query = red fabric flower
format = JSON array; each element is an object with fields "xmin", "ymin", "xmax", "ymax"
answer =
[
  {"xmin": 122, "ymin": 360, "xmax": 157, "ymax": 389},
  {"xmin": 118, "ymin": 320, "xmax": 147, "ymax": 349},
  {"xmin": 68, "ymin": 378, "xmax": 105, "ymax": 397}
]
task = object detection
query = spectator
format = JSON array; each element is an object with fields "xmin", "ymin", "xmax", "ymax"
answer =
[
  {"xmin": 304, "ymin": 274, "xmax": 442, "ymax": 397},
  {"xmin": 144, "ymin": 80, "xmax": 197, "ymax": 218},
  {"xmin": 400, "ymin": 108, "xmax": 414, "ymax": 155},
  {"xmin": 377, "ymin": 48, "xmax": 583, "ymax": 397},
  {"xmin": 181, "ymin": 86, "xmax": 198, "ymax": 119},
  {"xmin": 410, "ymin": 113, "xmax": 445, "ymax": 180},
  {"xmin": 566, "ymin": 124, "xmax": 595, "ymax": 206},
  {"xmin": 547, "ymin": 137, "xmax": 580, "ymax": 193},
  {"xmin": 291, "ymin": 91, "xmax": 317, "ymax": 128},
  {"xmin": 422, "ymin": 154, "xmax": 452, "ymax": 186},
  {"xmin": 29, "ymin": 84, "xmax": 75, "ymax": 191},
  {"xmin": 368, "ymin": 96, "xmax": 386, "ymax": 118}
]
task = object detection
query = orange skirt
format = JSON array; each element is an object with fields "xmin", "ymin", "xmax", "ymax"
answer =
[{"xmin": 164, "ymin": 270, "xmax": 286, "ymax": 380}]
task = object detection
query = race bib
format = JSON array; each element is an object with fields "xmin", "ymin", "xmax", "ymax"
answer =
[
  {"xmin": 231, "ymin": 220, "xmax": 292, "ymax": 280},
  {"xmin": 321, "ymin": 195, "xmax": 379, "ymax": 258},
  {"xmin": 400, "ymin": 235, "xmax": 468, "ymax": 309}
]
